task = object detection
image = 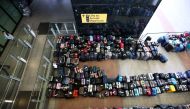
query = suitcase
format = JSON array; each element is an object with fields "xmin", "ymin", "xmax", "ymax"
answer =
[
  {"xmin": 152, "ymin": 50, "xmax": 159, "ymax": 59},
  {"xmin": 116, "ymin": 82, "xmax": 121, "ymax": 88},
  {"xmin": 88, "ymin": 85, "xmax": 93, "ymax": 92},
  {"xmin": 89, "ymin": 52, "xmax": 96, "ymax": 61},
  {"xmin": 102, "ymin": 75, "xmax": 108, "ymax": 83},
  {"xmin": 185, "ymin": 70, "xmax": 190, "ymax": 78},
  {"xmin": 76, "ymin": 73, "xmax": 81, "ymax": 80},
  {"xmin": 73, "ymin": 89, "xmax": 79, "ymax": 97},
  {"xmin": 164, "ymin": 43, "xmax": 174, "ymax": 52},
  {"xmin": 96, "ymin": 35, "xmax": 101, "ymax": 42},
  {"xmin": 95, "ymin": 78, "xmax": 102, "ymax": 84},
  {"xmin": 161, "ymin": 36, "xmax": 169, "ymax": 47},
  {"xmin": 90, "ymin": 78, "xmax": 96, "ymax": 84},
  {"xmin": 89, "ymin": 35, "xmax": 93, "ymax": 41},
  {"xmin": 97, "ymin": 53, "xmax": 103, "ymax": 61},
  {"xmin": 79, "ymin": 87, "xmax": 86, "ymax": 96},
  {"xmin": 80, "ymin": 53, "xmax": 86, "ymax": 62},
  {"xmin": 117, "ymin": 75, "xmax": 123, "ymax": 82},
  {"xmin": 80, "ymin": 73, "xmax": 85, "ymax": 79},
  {"xmin": 120, "ymin": 42, "xmax": 124, "ymax": 49},
  {"xmin": 92, "ymin": 85, "xmax": 97, "ymax": 92},
  {"xmin": 159, "ymin": 54, "xmax": 168, "ymax": 63},
  {"xmin": 121, "ymin": 51, "xmax": 127, "ymax": 59},
  {"xmin": 143, "ymin": 52, "xmax": 149, "ymax": 60},
  {"xmin": 123, "ymin": 83, "xmax": 129, "ymax": 90},
  {"xmin": 184, "ymin": 32, "xmax": 190, "ymax": 37},
  {"xmin": 111, "ymin": 52, "xmax": 118, "ymax": 59},
  {"xmin": 118, "ymin": 89, "xmax": 125, "ymax": 97}
]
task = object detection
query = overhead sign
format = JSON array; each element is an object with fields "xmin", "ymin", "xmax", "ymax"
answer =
[{"xmin": 81, "ymin": 14, "xmax": 107, "ymax": 23}]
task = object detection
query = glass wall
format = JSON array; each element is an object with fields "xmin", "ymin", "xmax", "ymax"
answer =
[
  {"xmin": 71, "ymin": 0, "xmax": 161, "ymax": 38},
  {"xmin": 0, "ymin": 25, "xmax": 35, "ymax": 109},
  {"xmin": 27, "ymin": 38, "xmax": 53, "ymax": 109},
  {"xmin": 27, "ymin": 22, "xmax": 76, "ymax": 109}
]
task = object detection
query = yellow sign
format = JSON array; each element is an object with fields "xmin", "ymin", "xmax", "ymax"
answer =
[{"xmin": 81, "ymin": 14, "xmax": 107, "ymax": 23}]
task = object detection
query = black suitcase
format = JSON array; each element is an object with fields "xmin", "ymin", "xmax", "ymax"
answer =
[
  {"xmin": 164, "ymin": 43, "xmax": 174, "ymax": 52},
  {"xmin": 80, "ymin": 53, "xmax": 86, "ymax": 62},
  {"xmin": 121, "ymin": 51, "xmax": 127, "ymax": 59},
  {"xmin": 95, "ymin": 78, "xmax": 102, "ymax": 84},
  {"xmin": 102, "ymin": 75, "xmax": 108, "ymax": 83},
  {"xmin": 97, "ymin": 53, "xmax": 103, "ymax": 61}
]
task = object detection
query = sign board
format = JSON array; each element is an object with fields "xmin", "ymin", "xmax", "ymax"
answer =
[{"xmin": 81, "ymin": 14, "xmax": 107, "ymax": 23}]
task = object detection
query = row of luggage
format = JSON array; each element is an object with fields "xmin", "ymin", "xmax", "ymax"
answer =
[
  {"xmin": 56, "ymin": 65, "xmax": 190, "ymax": 87},
  {"xmin": 157, "ymin": 32, "xmax": 190, "ymax": 52},
  {"xmin": 47, "ymin": 65, "xmax": 190, "ymax": 98},
  {"xmin": 47, "ymin": 78, "xmax": 190, "ymax": 98},
  {"xmin": 87, "ymin": 104, "xmax": 190, "ymax": 109},
  {"xmin": 54, "ymin": 35, "xmax": 167, "ymax": 63}
]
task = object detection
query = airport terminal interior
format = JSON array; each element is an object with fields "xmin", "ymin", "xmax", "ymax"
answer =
[{"xmin": 0, "ymin": 0, "xmax": 190, "ymax": 109}]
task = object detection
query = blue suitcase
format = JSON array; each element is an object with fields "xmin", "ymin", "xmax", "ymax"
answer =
[
  {"xmin": 185, "ymin": 70, "xmax": 190, "ymax": 78},
  {"xmin": 159, "ymin": 54, "xmax": 168, "ymax": 63}
]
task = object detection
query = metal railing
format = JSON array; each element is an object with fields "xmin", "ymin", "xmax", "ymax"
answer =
[{"xmin": 26, "ymin": 35, "xmax": 54, "ymax": 109}]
